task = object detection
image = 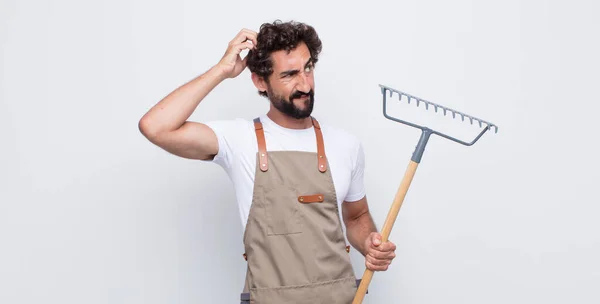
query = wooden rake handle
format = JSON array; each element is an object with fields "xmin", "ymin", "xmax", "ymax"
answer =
[{"xmin": 352, "ymin": 160, "xmax": 420, "ymax": 304}]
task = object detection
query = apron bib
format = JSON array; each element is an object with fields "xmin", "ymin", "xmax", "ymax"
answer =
[{"xmin": 240, "ymin": 117, "xmax": 358, "ymax": 303}]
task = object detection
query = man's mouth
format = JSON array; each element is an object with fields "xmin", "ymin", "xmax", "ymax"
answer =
[{"xmin": 293, "ymin": 94, "xmax": 309, "ymax": 100}]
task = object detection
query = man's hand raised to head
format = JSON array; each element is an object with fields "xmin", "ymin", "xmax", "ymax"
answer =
[
  {"xmin": 217, "ymin": 28, "xmax": 258, "ymax": 79},
  {"xmin": 364, "ymin": 232, "xmax": 397, "ymax": 272}
]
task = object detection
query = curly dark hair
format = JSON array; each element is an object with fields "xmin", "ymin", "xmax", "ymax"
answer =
[{"xmin": 247, "ymin": 20, "xmax": 322, "ymax": 97}]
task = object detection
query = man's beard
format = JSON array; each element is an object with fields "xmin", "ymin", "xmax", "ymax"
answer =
[{"xmin": 267, "ymin": 86, "xmax": 314, "ymax": 119}]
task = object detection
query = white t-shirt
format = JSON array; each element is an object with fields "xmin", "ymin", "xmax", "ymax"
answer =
[{"xmin": 205, "ymin": 114, "xmax": 366, "ymax": 230}]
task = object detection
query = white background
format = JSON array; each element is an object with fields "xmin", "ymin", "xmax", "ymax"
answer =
[{"xmin": 1, "ymin": 0, "xmax": 599, "ymax": 303}]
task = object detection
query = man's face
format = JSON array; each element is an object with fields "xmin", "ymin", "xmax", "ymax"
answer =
[{"xmin": 265, "ymin": 41, "xmax": 315, "ymax": 119}]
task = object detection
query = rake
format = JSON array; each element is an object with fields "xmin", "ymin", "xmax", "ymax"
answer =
[{"xmin": 352, "ymin": 84, "xmax": 499, "ymax": 304}]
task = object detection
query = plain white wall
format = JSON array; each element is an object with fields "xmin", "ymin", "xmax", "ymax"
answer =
[{"xmin": 1, "ymin": 0, "xmax": 599, "ymax": 303}]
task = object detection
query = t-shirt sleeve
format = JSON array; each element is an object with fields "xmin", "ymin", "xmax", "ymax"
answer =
[
  {"xmin": 203, "ymin": 119, "xmax": 240, "ymax": 170},
  {"xmin": 344, "ymin": 141, "xmax": 366, "ymax": 202}
]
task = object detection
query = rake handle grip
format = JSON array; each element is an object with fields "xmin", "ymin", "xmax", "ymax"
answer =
[{"xmin": 352, "ymin": 160, "xmax": 420, "ymax": 304}]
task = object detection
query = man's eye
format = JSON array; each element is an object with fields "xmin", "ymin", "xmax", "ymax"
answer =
[{"xmin": 305, "ymin": 65, "xmax": 313, "ymax": 72}]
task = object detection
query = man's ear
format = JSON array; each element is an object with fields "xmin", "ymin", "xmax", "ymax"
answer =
[{"xmin": 251, "ymin": 73, "xmax": 268, "ymax": 94}]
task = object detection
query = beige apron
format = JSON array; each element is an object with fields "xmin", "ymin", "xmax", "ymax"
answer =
[{"xmin": 239, "ymin": 117, "xmax": 360, "ymax": 303}]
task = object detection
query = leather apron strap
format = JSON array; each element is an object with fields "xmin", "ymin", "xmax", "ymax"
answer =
[{"xmin": 254, "ymin": 118, "xmax": 269, "ymax": 172}]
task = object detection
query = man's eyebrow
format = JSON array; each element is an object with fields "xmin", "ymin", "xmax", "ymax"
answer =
[
  {"xmin": 279, "ymin": 69, "xmax": 299, "ymax": 77},
  {"xmin": 279, "ymin": 58, "xmax": 314, "ymax": 78},
  {"xmin": 304, "ymin": 57, "xmax": 314, "ymax": 69}
]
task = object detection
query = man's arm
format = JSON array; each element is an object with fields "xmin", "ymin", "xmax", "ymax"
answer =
[
  {"xmin": 342, "ymin": 196, "xmax": 377, "ymax": 255},
  {"xmin": 138, "ymin": 29, "xmax": 257, "ymax": 160},
  {"xmin": 342, "ymin": 196, "xmax": 396, "ymax": 271}
]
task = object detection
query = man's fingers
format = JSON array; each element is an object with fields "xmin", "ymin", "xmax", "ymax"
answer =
[
  {"xmin": 365, "ymin": 260, "xmax": 389, "ymax": 271},
  {"xmin": 370, "ymin": 242, "xmax": 396, "ymax": 255},
  {"xmin": 368, "ymin": 248, "xmax": 396, "ymax": 260},
  {"xmin": 370, "ymin": 232, "xmax": 382, "ymax": 247},
  {"xmin": 240, "ymin": 54, "xmax": 249, "ymax": 67},
  {"xmin": 226, "ymin": 41, "xmax": 254, "ymax": 57},
  {"xmin": 241, "ymin": 29, "xmax": 258, "ymax": 45},
  {"xmin": 230, "ymin": 30, "xmax": 247, "ymax": 45},
  {"xmin": 378, "ymin": 241, "xmax": 396, "ymax": 252},
  {"xmin": 235, "ymin": 41, "xmax": 255, "ymax": 51},
  {"xmin": 232, "ymin": 29, "xmax": 258, "ymax": 46},
  {"xmin": 366, "ymin": 255, "xmax": 390, "ymax": 266}
]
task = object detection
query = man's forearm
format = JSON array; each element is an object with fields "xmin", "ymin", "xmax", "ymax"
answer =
[
  {"xmin": 346, "ymin": 210, "xmax": 378, "ymax": 256},
  {"xmin": 140, "ymin": 65, "xmax": 227, "ymax": 135}
]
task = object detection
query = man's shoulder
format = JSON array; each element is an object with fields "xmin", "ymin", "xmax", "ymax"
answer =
[
  {"xmin": 318, "ymin": 119, "xmax": 362, "ymax": 148},
  {"xmin": 204, "ymin": 117, "xmax": 256, "ymax": 134},
  {"xmin": 204, "ymin": 117, "xmax": 258, "ymax": 153}
]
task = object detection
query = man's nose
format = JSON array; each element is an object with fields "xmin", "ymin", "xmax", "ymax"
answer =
[{"xmin": 296, "ymin": 73, "xmax": 311, "ymax": 92}]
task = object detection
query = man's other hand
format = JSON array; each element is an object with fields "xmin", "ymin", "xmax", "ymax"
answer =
[{"xmin": 364, "ymin": 232, "xmax": 396, "ymax": 272}]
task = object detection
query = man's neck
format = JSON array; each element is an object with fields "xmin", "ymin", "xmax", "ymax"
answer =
[{"xmin": 266, "ymin": 109, "xmax": 312, "ymax": 130}]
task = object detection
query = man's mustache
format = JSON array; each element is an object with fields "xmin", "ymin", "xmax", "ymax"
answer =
[{"xmin": 290, "ymin": 90, "xmax": 313, "ymax": 100}]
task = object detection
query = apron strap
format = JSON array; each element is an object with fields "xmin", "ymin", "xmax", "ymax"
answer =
[
  {"xmin": 253, "ymin": 116, "xmax": 328, "ymax": 173},
  {"xmin": 311, "ymin": 117, "xmax": 327, "ymax": 173},
  {"xmin": 254, "ymin": 118, "xmax": 269, "ymax": 172}
]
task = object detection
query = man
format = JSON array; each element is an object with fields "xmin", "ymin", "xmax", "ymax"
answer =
[{"xmin": 139, "ymin": 20, "xmax": 396, "ymax": 303}]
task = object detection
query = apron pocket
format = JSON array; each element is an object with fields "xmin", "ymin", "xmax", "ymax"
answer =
[
  {"xmin": 249, "ymin": 276, "xmax": 357, "ymax": 304},
  {"xmin": 263, "ymin": 184, "xmax": 303, "ymax": 235}
]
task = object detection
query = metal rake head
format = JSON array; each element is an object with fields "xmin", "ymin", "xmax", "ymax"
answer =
[{"xmin": 380, "ymin": 84, "xmax": 498, "ymax": 147}]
